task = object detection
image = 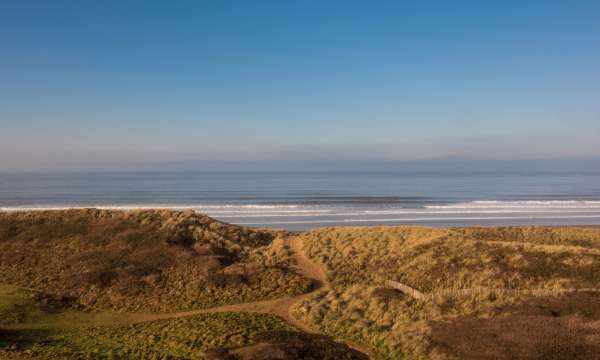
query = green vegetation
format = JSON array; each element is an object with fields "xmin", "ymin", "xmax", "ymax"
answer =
[
  {"xmin": 0, "ymin": 285, "xmax": 135, "ymax": 331},
  {"xmin": 1, "ymin": 311, "xmax": 291, "ymax": 359},
  {"xmin": 293, "ymin": 226, "xmax": 600, "ymax": 359},
  {"xmin": 3, "ymin": 211, "xmax": 600, "ymax": 359},
  {"xmin": 0, "ymin": 210, "xmax": 359, "ymax": 360},
  {"xmin": 0, "ymin": 290, "xmax": 361, "ymax": 360},
  {"xmin": 0, "ymin": 210, "xmax": 311, "ymax": 312}
]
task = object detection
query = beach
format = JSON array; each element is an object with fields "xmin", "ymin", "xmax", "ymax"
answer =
[{"xmin": 2, "ymin": 171, "xmax": 600, "ymax": 230}]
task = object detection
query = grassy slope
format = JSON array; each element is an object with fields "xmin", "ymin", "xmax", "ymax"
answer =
[
  {"xmin": 1, "ymin": 311, "xmax": 294, "ymax": 359},
  {"xmin": 293, "ymin": 226, "xmax": 600, "ymax": 359},
  {"xmin": 3, "ymin": 212, "xmax": 600, "ymax": 359},
  {"xmin": 0, "ymin": 210, "xmax": 361, "ymax": 360},
  {"xmin": 0, "ymin": 209, "xmax": 312, "ymax": 312},
  {"xmin": 0, "ymin": 285, "xmax": 362, "ymax": 360}
]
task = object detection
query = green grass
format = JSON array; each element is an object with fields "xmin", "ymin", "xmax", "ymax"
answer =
[
  {"xmin": 2, "ymin": 312, "xmax": 295, "ymax": 359},
  {"xmin": 0, "ymin": 210, "xmax": 333, "ymax": 359},
  {"xmin": 0, "ymin": 284, "xmax": 310, "ymax": 359},
  {"xmin": 1, "ymin": 289, "xmax": 362, "ymax": 360}
]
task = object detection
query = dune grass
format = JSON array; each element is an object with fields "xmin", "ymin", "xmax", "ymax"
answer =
[
  {"xmin": 0, "ymin": 210, "xmax": 351, "ymax": 359},
  {"xmin": 3, "ymin": 212, "xmax": 600, "ymax": 359},
  {"xmin": 294, "ymin": 226, "xmax": 600, "ymax": 359},
  {"xmin": 1, "ymin": 311, "xmax": 295, "ymax": 359},
  {"xmin": 0, "ymin": 210, "xmax": 312, "ymax": 313},
  {"xmin": 1, "ymin": 285, "xmax": 360, "ymax": 360}
]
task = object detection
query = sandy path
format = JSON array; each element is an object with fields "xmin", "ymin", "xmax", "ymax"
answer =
[
  {"xmin": 135, "ymin": 236, "xmax": 324, "ymax": 324},
  {"xmin": 267, "ymin": 235, "xmax": 328, "ymax": 333},
  {"xmin": 134, "ymin": 235, "xmax": 369, "ymax": 358}
]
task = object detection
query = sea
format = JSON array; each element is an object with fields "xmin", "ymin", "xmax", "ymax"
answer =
[{"xmin": 1, "ymin": 171, "xmax": 600, "ymax": 230}]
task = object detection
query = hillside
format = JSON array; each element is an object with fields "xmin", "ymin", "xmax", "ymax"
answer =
[
  {"xmin": 2, "ymin": 212, "xmax": 600, "ymax": 359},
  {"xmin": 294, "ymin": 226, "xmax": 600, "ymax": 359},
  {"xmin": 0, "ymin": 209, "xmax": 312, "ymax": 312},
  {"xmin": 0, "ymin": 210, "xmax": 363, "ymax": 359}
]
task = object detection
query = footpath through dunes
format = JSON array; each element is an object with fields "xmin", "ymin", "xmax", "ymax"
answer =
[
  {"xmin": 0, "ymin": 210, "xmax": 368, "ymax": 359},
  {"xmin": 135, "ymin": 235, "xmax": 370, "ymax": 359},
  {"xmin": 263, "ymin": 235, "xmax": 329, "ymax": 332},
  {"xmin": 5, "ymin": 211, "xmax": 600, "ymax": 359}
]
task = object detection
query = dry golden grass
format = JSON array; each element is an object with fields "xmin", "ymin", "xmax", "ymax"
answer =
[
  {"xmin": 4, "ymin": 213, "xmax": 600, "ymax": 359},
  {"xmin": 294, "ymin": 226, "xmax": 600, "ymax": 359},
  {"xmin": 301, "ymin": 226, "xmax": 600, "ymax": 292},
  {"xmin": 453, "ymin": 227, "xmax": 600, "ymax": 249},
  {"xmin": 0, "ymin": 209, "xmax": 311, "ymax": 312}
]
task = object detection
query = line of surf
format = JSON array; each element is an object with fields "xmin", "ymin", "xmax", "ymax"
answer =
[{"xmin": 235, "ymin": 214, "xmax": 600, "ymax": 225}]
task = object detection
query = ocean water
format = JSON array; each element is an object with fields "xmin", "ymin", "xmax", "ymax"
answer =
[{"xmin": 1, "ymin": 171, "xmax": 600, "ymax": 230}]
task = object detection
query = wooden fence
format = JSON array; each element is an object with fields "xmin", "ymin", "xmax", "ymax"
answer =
[
  {"xmin": 384, "ymin": 280, "xmax": 600, "ymax": 302},
  {"xmin": 384, "ymin": 280, "xmax": 426, "ymax": 300}
]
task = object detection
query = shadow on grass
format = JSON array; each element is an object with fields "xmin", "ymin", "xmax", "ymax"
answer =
[
  {"xmin": 206, "ymin": 330, "xmax": 368, "ymax": 360},
  {"xmin": 430, "ymin": 293, "xmax": 600, "ymax": 360},
  {"xmin": 0, "ymin": 327, "xmax": 57, "ymax": 351}
]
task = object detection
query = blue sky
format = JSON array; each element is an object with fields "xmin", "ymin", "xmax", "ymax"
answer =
[{"xmin": 1, "ymin": 0, "xmax": 599, "ymax": 171}]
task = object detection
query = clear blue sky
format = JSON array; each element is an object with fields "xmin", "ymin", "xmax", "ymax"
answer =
[{"xmin": 1, "ymin": 0, "xmax": 599, "ymax": 171}]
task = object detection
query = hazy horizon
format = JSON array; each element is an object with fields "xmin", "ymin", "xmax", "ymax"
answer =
[
  {"xmin": 2, "ymin": 158, "xmax": 600, "ymax": 174},
  {"xmin": 1, "ymin": 1, "xmax": 599, "ymax": 171}
]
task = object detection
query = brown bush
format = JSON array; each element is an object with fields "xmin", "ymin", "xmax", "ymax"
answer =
[
  {"xmin": 430, "ymin": 294, "xmax": 600, "ymax": 360},
  {"xmin": 69, "ymin": 271, "xmax": 117, "ymax": 288},
  {"xmin": 206, "ymin": 272, "xmax": 247, "ymax": 288}
]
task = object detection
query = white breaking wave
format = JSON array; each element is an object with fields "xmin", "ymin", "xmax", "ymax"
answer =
[
  {"xmin": 3, "ymin": 200, "xmax": 600, "ymax": 229},
  {"xmin": 363, "ymin": 209, "xmax": 600, "ymax": 215},
  {"xmin": 217, "ymin": 209, "xmax": 600, "ymax": 218},
  {"xmin": 0, "ymin": 204, "xmax": 311, "ymax": 212},
  {"xmin": 237, "ymin": 214, "xmax": 600, "ymax": 225},
  {"xmin": 193, "ymin": 204, "xmax": 303, "ymax": 209},
  {"xmin": 0, "ymin": 205, "xmax": 195, "ymax": 212},
  {"xmin": 204, "ymin": 208, "xmax": 333, "ymax": 214},
  {"xmin": 426, "ymin": 200, "xmax": 600, "ymax": 209},
  {"xmin": 4, "ymin": 200, "xmax": 600, "ymax": 218}
]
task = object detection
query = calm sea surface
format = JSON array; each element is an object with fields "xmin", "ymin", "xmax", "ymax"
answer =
[{"xmin": 1, "ymin": 171, "xmax": 600, "ymax": 230}]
